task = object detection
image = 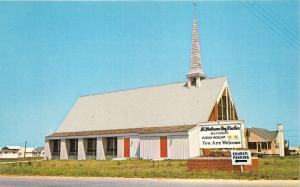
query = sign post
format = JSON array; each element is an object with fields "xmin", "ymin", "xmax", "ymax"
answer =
[{"xmin": 231, "ymin": 150, "xmax": 252, "ymax": 172}]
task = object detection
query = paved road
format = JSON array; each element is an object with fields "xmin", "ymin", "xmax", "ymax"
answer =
[{"xmin": 0, "ymin": 176, "xmax": 298, "ymax": 187}]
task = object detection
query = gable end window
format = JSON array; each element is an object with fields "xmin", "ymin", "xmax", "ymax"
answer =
[{"xmin": 217, "ymin": 88, "xmax": 237, "ymax": 120}]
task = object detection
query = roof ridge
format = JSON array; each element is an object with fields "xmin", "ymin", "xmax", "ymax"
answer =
[{"xmin": 80, "ymin": 76, "xmax": 227, "ymax": 98}]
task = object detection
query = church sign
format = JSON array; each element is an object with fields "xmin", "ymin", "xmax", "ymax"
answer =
[{"xmin": 199, "ymin": 123, "xmax": 242, "ymax": 148}]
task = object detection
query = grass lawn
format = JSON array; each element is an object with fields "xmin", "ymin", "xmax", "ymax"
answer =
[{"xmin": 0, "ymin": 156, "xmax": 299, "ymax": 180}]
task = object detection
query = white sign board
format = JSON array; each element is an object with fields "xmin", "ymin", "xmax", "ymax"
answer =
[
  {"xmin": 199, "ymin": 123, "xmax": 242, "ymax": 148},
  {"xmin": 231, "ymin": 150, "xmax": 252, "ymax": 165}
]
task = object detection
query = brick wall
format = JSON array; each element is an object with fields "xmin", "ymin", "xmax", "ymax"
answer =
[
  {"xmin": 188, "ymin": 157, "xmax": 259, "ymax": 172},
  {"xmin": 202, "ymin": 149, "xmax": 231, "ymax": 157}
]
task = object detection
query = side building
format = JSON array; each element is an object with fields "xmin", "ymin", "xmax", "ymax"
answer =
[
  {"xmin": 0, "ymin": 146, "xmax": 21, "ymax": 159},
  {"xmin": 0, "ymin": 146, "xmax": 35, "ymax": 159},
  {"xmin": 246, "ymin": 124, "xmax": 287, "ymax": 156},
  {"xmin": 45, "ymin": 19, "xmax": 240, "ymax": 160},
  {"xmin": 32, "ymin": 147, "xmax": 45, "ymax": 157}
]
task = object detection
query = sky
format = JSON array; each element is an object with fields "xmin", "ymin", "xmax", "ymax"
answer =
[{"xmin": 0, "ymin": 1, "xmax": 299, "ymax": 147}]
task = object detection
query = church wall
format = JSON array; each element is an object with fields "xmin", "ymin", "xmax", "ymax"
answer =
[
  {"xmin": 129, "ymin": 136, "xmax": 140, "ymax": 158},
  {"xmin": 139, "ymin": 134, "xmax": 189, "ymax": 160},
  {"xmin": 167, "ymin": 135, "xmax": 189, "ymax": 159},
  {"xmin": 140, "ymin": 136, "xmax": 160, "ymax": 160}
]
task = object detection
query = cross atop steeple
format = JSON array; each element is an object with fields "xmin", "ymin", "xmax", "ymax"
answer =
[{"xmin": 186, "ymin": 11, "xmax": 206, "ymax": 88}]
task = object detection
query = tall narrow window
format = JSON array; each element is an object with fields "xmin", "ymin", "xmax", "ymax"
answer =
[
  {"xmin": 228, "ymin": 97, "xmax": 232, "ymax": 120},
  {"xmin": 218, "ymin": 100, "xmax": 222, "ymax": 120},
  {"xmin": 261, "ymin": 142, "xmax": 267, "ymax": 149},
  {"xmin": 222, "ymin": 95, "xmax": 227, "ymax": 120},
  {"xmin": 69, "ymin": 139, "xmax": 78, "ymax": 156},
  {"xmin": 248, "ymin": 142, "xmax": 253, "ymax": 149},
  {"xmin": 106, "ymin": 137, "xmax": 117, "ymax": 156},
  {"xmin": 268, "ymin": 142, "xmax": 272, "ymax": 149},
  {"xmin": 52, "ymin": 140, "xmax": 61, "ymax": 156},
  {"xmin": 87, "ymin": 138, "xmax": 97, "ymax": 156},
  {"xmin": 253, "ymin": 142, "xmax": 257, "ymax": 149}
]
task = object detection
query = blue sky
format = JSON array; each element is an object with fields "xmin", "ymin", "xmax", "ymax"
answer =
[{"xmin": 0, "ymin": 1, "xmax": 298, "ymax": 147}]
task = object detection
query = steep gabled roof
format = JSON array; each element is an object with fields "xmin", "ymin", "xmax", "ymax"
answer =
[
  {"xmin": 247, "ymin": 128, "xmax": 278, "ymax": 141},
  {"xmin": 55, "ymin": 77, "xmax": 227, "ymax": 133}
]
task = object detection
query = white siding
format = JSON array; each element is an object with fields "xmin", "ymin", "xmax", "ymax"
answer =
[
  {"xmin": 44, "ymin": 140, "xmax": 51, "ymax": 160},
  {"xmin": 60, "ymin": 139, "xmax": 68, "ymax": 160},
  {"xmin": 140, "ymin": 136, "xmax": 160, "ymax": 159},
  {"xmin": 130, "ymin": 137, "xmax": 140, "ymax": 158},
  {"xmin": 96, "ymin": 137, "xmax": 105, "ymax": 160},
  {"xmin": 167, "ymin": 135, "xmax": 189, "ymax": 159},
  {"xmin": 277, "ymin": 124, "xmax": 285, "ymax": 157},
  {"xmin": 188, "ymin": 126, "xmax": 200, "ymax": 158},
  {"xmin": 77, "ymin": 138, "xmax": 86, "ymax": 160},
  {"xmin": 0, "ymin": 150, "xmax": 19, "ymax": 159},
  {"xmin": 241, "ymin": 122, "xmax": 246, "ymax": 149},
  {"xmin": 117, "ymin": 137, "xmax": 124, "ymax": 158}
]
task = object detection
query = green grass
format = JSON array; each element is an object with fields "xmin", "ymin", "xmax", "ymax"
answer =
[{"xmin": 0, "ymin": 156, "xmax": 299, "ymax": 180}]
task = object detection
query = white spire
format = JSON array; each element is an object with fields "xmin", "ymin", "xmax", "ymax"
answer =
[
  {"xmin": 186, "ymin": 18, "xmax": 206, "ymax": 88},
  {"xmin": 189, "ymin": 20, "xmax": 204, "ymax": 74}
]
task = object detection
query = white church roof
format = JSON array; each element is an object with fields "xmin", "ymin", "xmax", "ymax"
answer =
[{"xmin": 55, "ymin": 76, "xmax": 227, "ymax": 133}]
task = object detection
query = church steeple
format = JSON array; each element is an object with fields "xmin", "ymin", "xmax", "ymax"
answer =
[{"xmin": 186, "ymin": 18, "xmax": 206, "ymax": 88}]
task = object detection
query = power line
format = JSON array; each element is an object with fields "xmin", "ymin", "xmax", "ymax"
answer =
[
  {"xmin": 251, "ymin": 1, "xmax": 298, "ymax": 42},
  {"xmin": 243, "ymin": 0, "xmax": 298, "ymax": 48},
  {"xmin": 250, "ymin": 1, "xmax": 299, "ymax": 46},
  {"xmin": 252, "ymin": 2, "xmax": 299, "ymax": 38},
  {"xmin": 240, "ymin": 0, "xmax": 299, "ymax": 50},
  {"xmin": 243, "ymin": 1, "xmax": 299, "ymax": 49},
  {"xmin": 246, "ymin": 0, "xmax": 299, "ymax": 49}
]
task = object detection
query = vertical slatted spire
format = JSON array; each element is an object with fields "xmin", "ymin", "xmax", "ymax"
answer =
[
  {"xmin": 190, "ymin": 20, "xmax": 201, "ymax": 70},
  {"xmin": 187, "ymin": 19, "xmax": 205, "ymax": 77},
  {"xmin": 186, "ymin": 7, "xmax": 206, "ymax": 88}
]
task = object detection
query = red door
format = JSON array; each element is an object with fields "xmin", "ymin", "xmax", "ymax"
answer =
[
  {"xmin": 160, "ymin": 136, "xmax": 168, "ymax": 158},
  {"xmin": 124, "ymin": 138, "xmax": 130, "ymax": 157}
]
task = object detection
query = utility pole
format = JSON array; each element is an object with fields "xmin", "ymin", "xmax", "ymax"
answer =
[{"xmin": 24, "ymin": 140, "xmax": 27, "ymax": 158}]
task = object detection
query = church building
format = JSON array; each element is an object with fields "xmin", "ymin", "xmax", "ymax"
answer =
[{"xmin": 44, "ymin": 18, "xmax": 240, "ymax": 160}]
